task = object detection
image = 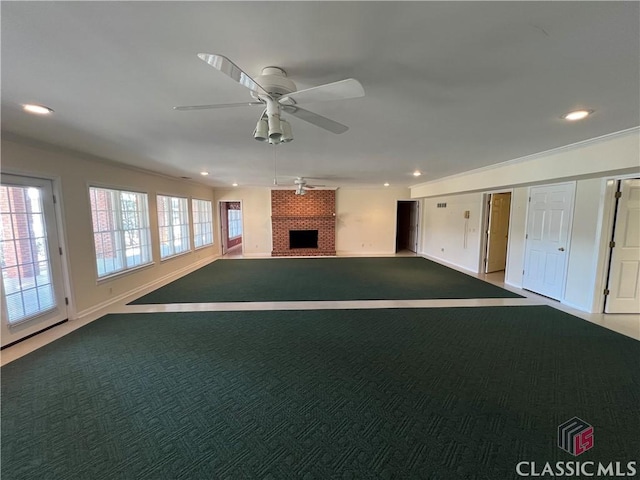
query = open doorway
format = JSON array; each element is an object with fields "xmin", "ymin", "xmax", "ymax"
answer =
[
  {"xmin": 219, "ymin": 201, "xmax": 243, "ymax": 256},
  {"xmin": 483, "ymin": 192, "xmax": 512, "ymax": 279},
  {"xmin": 396, "ymin": 201, "xmax": 419, "ymax": 254}
]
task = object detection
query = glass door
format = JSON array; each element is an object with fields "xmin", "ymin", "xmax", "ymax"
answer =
[{"xmin": 1, "ymin": 174, "xmax": 68, "ymax": 347}]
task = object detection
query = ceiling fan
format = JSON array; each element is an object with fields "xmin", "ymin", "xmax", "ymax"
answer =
[
  {"xmin": 293, "ymin": 177, "xmax": 324, "ymax": 195},
  {"xmin": 174, "ymin": 54, "xmax": 365, "ymax": 144}
]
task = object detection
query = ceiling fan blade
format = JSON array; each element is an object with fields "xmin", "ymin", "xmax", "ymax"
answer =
[
  {"xmin": 282, "ymin": 105, "xmax": 349, "ymax": 134},
  {"xmin": 197, "ymin": 53, "xmax": 270, "ymax": 97},
  {"xmin": 173, "ymin": 101, "xmax": 263, "ymax": 111},
  {"xmin": 279, "ymin": 79, "xmax": 364, "ymax": 105}
]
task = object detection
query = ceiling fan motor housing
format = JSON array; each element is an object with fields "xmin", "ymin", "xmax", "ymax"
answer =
[{"xmin": 251, "ymin": 67, "xmax": 297, "ymax": 99}]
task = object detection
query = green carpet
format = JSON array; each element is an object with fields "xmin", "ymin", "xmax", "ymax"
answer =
[
  {"xmin": 130, "ymin": 257, "xmax": 522, "ymax": 304},
  {"xmin": 2, "ymin": 306, "xmax": 638, "ymax": 479}
]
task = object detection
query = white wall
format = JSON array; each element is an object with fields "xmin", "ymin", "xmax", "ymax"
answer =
[
  {"xmin": 336, "ymin": 187, "xmax": 410, "ymax": 255},
  {"xmin": 215, "ymin": 187, "xmax": 412, "ymax": 257},
  {"xmin": 563, "ymin": 178, "xmax": 609, "ymax": 310},
  {"xmin": 214, "ymin": 188, "xmax": 272, "ymax": 256},
  {"xmin": 420, "ymin": 193, "xmax": 484, "ymax": 273},
  {"xmin": 411, "ymin": 129, "xmax": 639, "ymax": 198},
  {"xmin": 508, "ymin": 179, "xmax": 617, "ymax": 311},
  {"xmin": 421, "ymin": 178, "xmax": 629, "ymax": 312},
  {"xmin": 412, "ymin": 131, "xmax": 640, "ymax": 313},
  {"xmin": 1, "ymin": 138, "xmax": 216, "ymax": 316}
]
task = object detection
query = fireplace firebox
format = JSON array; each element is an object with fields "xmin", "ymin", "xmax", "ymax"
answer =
[{"xmin": 289, "ymin": 230, "xmax": 318, "ymax": 249}]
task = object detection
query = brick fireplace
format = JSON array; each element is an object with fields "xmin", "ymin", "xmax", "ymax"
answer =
[{"xmin": 271, "ymin": 190, "xmax": 336, "ymax": 256}]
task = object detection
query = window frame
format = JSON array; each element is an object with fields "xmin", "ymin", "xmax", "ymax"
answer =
[
  {"xmin": 88, "ymin": 185, "xmax": 154, "ymax": 281},
  {"xmin": 191, "ymin": 198, "xmax": 214, "ymax": 249},
  {"xmin": 156, "ymin": 194, "xmax": 191, "ymax": 260}
]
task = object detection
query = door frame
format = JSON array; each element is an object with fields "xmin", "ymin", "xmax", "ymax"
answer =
[
  {"xmin": 218, "ymin": 199, "xmax": 244, "ymax": 256},
  {"xmin": 592, "ymin": 173, "xmax": 640, "ymax": 313},
  {"xmin": 0, "ymin": 171, "xmax": 73, "ymax": 347},
  {"xmin": 479, "ymin": 189, "xmax": 514, "ymax": 274}
]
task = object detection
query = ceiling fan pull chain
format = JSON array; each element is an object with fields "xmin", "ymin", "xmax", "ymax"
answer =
[{"xmin": 273, "ymin": 146, "xmax": 278, "ymax": 185}]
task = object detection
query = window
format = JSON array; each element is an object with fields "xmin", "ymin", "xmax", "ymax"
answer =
[
  {"xmin": 228, "ymin": 205, "xmax": 242, "ymax": 238},
  {"xmin": 157, "ymin": 195, "xmax": 190, "ymax": 259},
  {"xmin": 192, "ymin": 199, "xmax": 214, "ymax": 248},
  {"xmin": 89, "ymin": 187, "xmax": 152, "ymax": 278},
  {"xmin": 1, "ymin": 183, "xmax": 55, "ymax": 323}
]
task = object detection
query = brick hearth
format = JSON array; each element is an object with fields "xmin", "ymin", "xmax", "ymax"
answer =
[{"xmin": 271, "ymin": 190, "xmax": 336, "ymax": 256}]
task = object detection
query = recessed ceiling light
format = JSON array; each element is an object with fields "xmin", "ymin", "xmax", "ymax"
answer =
[
  {"xmin": 562, "ymin": 109, "xmax": 594, "ymax": 121},
  {"xmin": 200, "ymin": 171, "xmax": 209, "ymax": 176},
  {"xmin": 384, "ymin": 182, "xmax": 390, "ymax": 187},
  {"xmin": 23, "ymin": 104, "xmax": 54, "ymax": 115},
  {"xmin": 232, "ymin": 183, "xmax": 238, "ymax": 187},
  {"xmin": 413, "ymin": 171, "xmax": 422, "ymax": 177}
]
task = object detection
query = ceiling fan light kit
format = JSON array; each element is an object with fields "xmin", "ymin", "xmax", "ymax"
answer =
[
  {"xmin": 280, "ymin": 119, "xmax": 293, "ymax": 143},
  {"xmin": 175, "ymin": 54, "xmax": 365, "ymax": 145},
  {"xmin": 253, "ymin": 116, "xmax": 293, "ymax": 144},
  {"xmin": 253, "ymin": 117, "xmax": 269, "ymax": 142}
]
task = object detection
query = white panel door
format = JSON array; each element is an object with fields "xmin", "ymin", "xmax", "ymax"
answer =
[
  {"xmin": 522, "ymin": 182, "xmax": 576, "ymax": 300},
  {"xmin": 605, "ymin": 179, "xmax": 640, "ymax": 313},
  {"xmin": 1, "ymin": 175, "xmax": 68, "ymax": 347}
]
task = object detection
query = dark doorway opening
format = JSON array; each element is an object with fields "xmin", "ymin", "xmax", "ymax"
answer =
[
  {"xmin": 290, "ymin": 230, "xmax": 318, "ymax": 249},
  {"xmin": 396, "ymin": 201, "xmax": 419, "ymax": 253}
]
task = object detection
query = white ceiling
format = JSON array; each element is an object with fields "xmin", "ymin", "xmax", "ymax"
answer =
[{"xmin": 2, "ymin": 2, "xmax": 639, "ymax": 188}]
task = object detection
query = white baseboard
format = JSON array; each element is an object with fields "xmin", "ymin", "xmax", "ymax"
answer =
[
  {"xmin": 1, "ymin": 255, "xmax": 220, "ymax": 366},
  {"xmin": 559, "ymin": 300, "xmax": 591, "ymax": 314},
  {"xmin": 421, "ymin": 254, "xmax": 478, "ymax": 275},
  {"xmin": 336, "ymin": 251, "xmax": 396, "ymax": 257},
  {"xmin": 240, "ymin": 251, "xmax": 406, "ymax": 258},
  {"xmin": 504, "ymin": 280, "xmax": 522, "ymax": 289},
  {"xmin": 74, "ymin": 255, "xmax": 219, "ymax": 321}
]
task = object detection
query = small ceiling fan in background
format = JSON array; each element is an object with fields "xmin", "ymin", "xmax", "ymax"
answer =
[
  {"xmin": 174, "ymin": 54, "xmax": 365, "ymax": 144},
  {"xmin": 293, "ymin": 177, "xmax": 325, "ymax": 195}
]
